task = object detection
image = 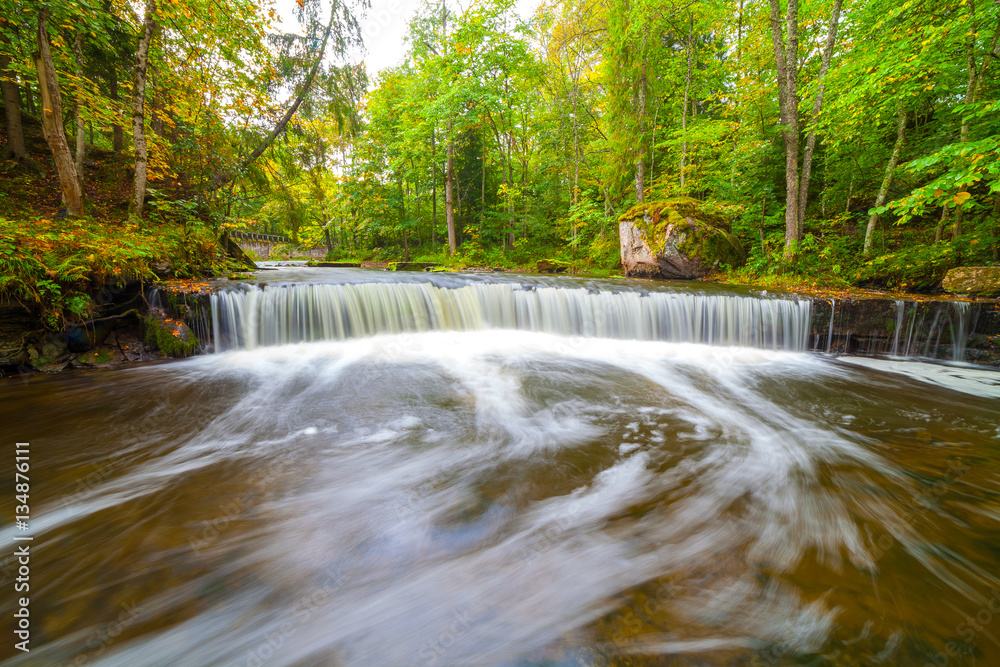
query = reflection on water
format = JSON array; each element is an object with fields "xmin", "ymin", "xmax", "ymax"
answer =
[{"xmin": 1, "ymin": 330, "xmax": 999, "ymax": 666}]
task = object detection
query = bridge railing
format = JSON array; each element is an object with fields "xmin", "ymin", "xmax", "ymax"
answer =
[
  {"xmin": 228, "ymin": 230, "xmax": 327, "ymax": 260},
  {"xmin": 230, "ymin": 231, "xmax": 292, "ymax": 245}
]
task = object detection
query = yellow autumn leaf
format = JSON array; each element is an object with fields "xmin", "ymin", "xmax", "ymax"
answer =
[{"xmin": 953, "ymin": 192, "xmax": 971, "ymax": 205}]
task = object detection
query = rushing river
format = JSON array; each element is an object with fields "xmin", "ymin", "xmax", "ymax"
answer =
[{"xmin": 2, "ymin": 270, "xmax": 1000, "ymax": 666}]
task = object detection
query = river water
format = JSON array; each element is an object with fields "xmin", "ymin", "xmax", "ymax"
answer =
[{"xmin": 2, "ymin": 270, "xmax": 999, "ymax": 666}]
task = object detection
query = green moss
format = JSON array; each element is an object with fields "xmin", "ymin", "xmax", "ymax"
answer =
[
  {"xmin": 30, "ymin": 356, "xmax": 53, "ymax": 369},
  {"xmin": 76, "ymin": 349, "xmax": 115, "ymax": 365},
  {"xmin": 677, "ymin": 224, "xmax": 745, "ymax": 269},
  {"xmin": 621, "ymin": 198, "xmax": 744, "ymax": 269},
  {"xmin": 144, "ymin": 317, "xmax": 198, "ymax": 357},
  {"xmin": 619, "ymin": 197, "xmax": 724, "ymax": 227}
]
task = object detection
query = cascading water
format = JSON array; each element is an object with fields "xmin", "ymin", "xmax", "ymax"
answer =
[{"xmin": 210, "ymin": 281, "xmax": 813, "ymax": 352}]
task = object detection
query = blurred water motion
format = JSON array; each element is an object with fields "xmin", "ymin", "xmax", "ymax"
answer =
[{"xmin": 1, "ymin": 329, "xmax": 999, "ymax": 666}]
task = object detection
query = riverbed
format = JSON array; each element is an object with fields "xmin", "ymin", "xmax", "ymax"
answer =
[{"xmin": 2, "ymin": 271, "xmax": 999, "ymax": 665}]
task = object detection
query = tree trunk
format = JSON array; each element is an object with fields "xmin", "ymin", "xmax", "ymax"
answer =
[
  {"xmin": 634, "ymin": 36, "xmax": 647, "ymax": 204},
  {"xmin": 35, "ymin": 10, "xmax": 83, "ymax": 217},
  {"xmin": 73, "ymin": 33, "xmax": 86, "ymax": 193},
  {"xmin": 446, "ymin": 121, "xmax": 457, "ymax": 255},
  {"xmin": 481, "ymin": 127, "xmax": 486, "ymax": 232},
  {"xmin": 993, "ymin": 193, "xmax": 1000, "ymax": 261},
  {"xmin": 769, "ymin": 0, "xmax": 800, "ymax": 256},
  {"xmin": 130, "ymin": 0, "xmax": 156, "ymax": 220},
  {"xmin": 442, "ymin": 2, "xmax": 456, "ymax": 255},
  {"xmin": 1, "ymin": 42, "xmax": 27, "ymax": 162},
  {"xmin": 797, "ymin": 0, "xmax": 843, "ymax": 232},
  {"xmin": 572, "ymin": 75, "xmax": 579, "ymax": 210},
  {"xmin": 431, "ymin": 127, "xmax": 437, "ymax": 246},
  {"xmin": 864, "ymin": 107, "xmax": 907, "ymax": 255},
  {"xmin": 680, "ymin": 14, "xmax": 694, "ymax": 191},
  {"xmin": 107, "ymin": 65, "xmax": 123, "ymax": 153},
  {"xmin": 935, "ymin": 207, "xmax": 949, "ymax": 243},
  {"xmin": 22, "ymin": 81, "xmax": 34, "ymax": 115}
]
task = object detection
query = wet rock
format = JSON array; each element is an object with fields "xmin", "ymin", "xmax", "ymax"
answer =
[
  {"xmin": 389, "ymin": 262, "xmax": 439, "ymax": 271},
  {"xmin": 26, "ymin": 333, "xmax": 74, "ymax": 372},
  {"xmin": 152, "ymin": 261, "xmax": 173, "ymax": 278},
  {"xmin": 73, "ymin": 346, "xmax": 126, "ymax": 368},
  {"xmin": 943, "ymin": 266, "xmax": 1000, "ymax": 296},
  {"xmin": 40, "ymin": 333, "xmax": 68, "ymax": 360},
  {"xmin": 117, "ymin": 331, "xmax": 148, "ymax": 362},
  {"xmin": 144, "ymin": 310, "xmax": 198, "ymax": 357},
  {"xmin": 536, "ymin": 259, "xmax": 569, "ymax": 274},
  {"xmin": 32, "ymin": 358, "xmax": 71, "ymax": 373},
  {"xmin": 0, "ymin": 301, "xmax": 34, "ymax": 366},
  {"xmin": 619, "ymin": 198, "xmax": 745, "ymax": 279}
]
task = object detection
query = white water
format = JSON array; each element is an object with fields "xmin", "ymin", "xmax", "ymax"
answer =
[
  {"xmin": 839, "ymin": 356, "xmax": 1000, "ymax": 399},
  {"xmin": 210, "ymin": 282, "xmax": 813, "ymax": 352},
  {"xmin": 883, "ymin": 299, "xmax": 972, "ymax": 361},
  {"xmin": 4, "ymin": 327, "xmax": 1000, "ymax": 665}
]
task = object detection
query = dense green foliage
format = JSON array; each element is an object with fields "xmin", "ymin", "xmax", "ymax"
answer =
[
  {"xmin": 1, "ymin": 0, "xmax": 998, "ymax": 289},
  {"xmin": 0, "ymin": 214, "xmax": 231, "ymax": 328},
  {"xmin": 237, "ymin": 0, "xmax": 999, "ymax": 287}
]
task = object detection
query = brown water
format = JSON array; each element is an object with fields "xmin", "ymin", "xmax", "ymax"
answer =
[{"xmin": 2, "ymin": 329, "xmax": 1000, "ymax": 666}]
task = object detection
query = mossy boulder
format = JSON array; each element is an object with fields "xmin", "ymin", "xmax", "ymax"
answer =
[
  {"xmin": 536, "ymin": 259, "xmax": 570, "ymax": 274},
  {"xmin": 144, "ymin": 310, "xmax": 199, "ymax": 358},
  {"xmin": 618, "ymin": 198, "xmax": 745, "ymax": 279},
  {"xmin": 943, "ymin": 267, "xmax": 1000, "ymax": 297}
]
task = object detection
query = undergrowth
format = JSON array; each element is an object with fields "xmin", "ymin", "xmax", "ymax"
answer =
[{"xmin": 0, "ymin": 216, "xmax": 235, "ymax": 329}]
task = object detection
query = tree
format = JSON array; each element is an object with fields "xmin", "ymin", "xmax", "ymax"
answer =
[
  {"xmin": 863, "ymin": 106, "xmax": 907, "ymax": 255},
  {"xmin": 35, "ymin": 8, "xmax": 83, "ymax": 217},
  {"xmin": 0, "ymin": 32, "xmax": 30, "ymax": 166},
  {"xmin": 129, "ymin": 0, "xmax": 156, "ymax": 220},
  {"xmin": 768, "ymin": 0, "xmax": 801, "ymax": 255}
]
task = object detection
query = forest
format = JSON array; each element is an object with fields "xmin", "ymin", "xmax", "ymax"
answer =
[{"xmin": 1, "ymin": 0, "xmax": 999, "ymax": 305}]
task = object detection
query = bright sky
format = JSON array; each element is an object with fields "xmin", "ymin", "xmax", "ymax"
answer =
[
  {"xmin": 276, "ymin": 0, "xmax": 542, "ymax": 83},
  {"xmin": 359, "ymin": 0, "xmax": 542, "ymax": 79}
]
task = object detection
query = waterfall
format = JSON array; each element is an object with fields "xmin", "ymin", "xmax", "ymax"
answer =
[
  {"xmin": 951, "ymin": 301, "xmax": 971, "ymax": 361},
  {"xmin": 890, "ymin": 300, "xmax": 905, "ymax": 357},
  {"xmin": 209, "ymin": 282, "xmax": 814, "ymax": 352},
  {"xmin": 826, "ymin": 299, "xmax": 836, "ymax": 354}
]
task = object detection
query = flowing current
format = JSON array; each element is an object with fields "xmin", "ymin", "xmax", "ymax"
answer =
[
  {"xmin": 209, "ymin": 281, "xmax": 813, "ymax": 352},
  {"xmin": 2, "ymin": 270, "xmax": 999, "ymax": 666}
]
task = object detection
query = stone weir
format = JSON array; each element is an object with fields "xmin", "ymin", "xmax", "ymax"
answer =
[
  {"xmin": 808, "ymin": 296, "xmax": 1000, "ymax": 366},
  {"xmin": 151, "ymin": 280, "xmax": 1000, "ymax": 368},
  {"xmin": 5, "ymin": 280, "xmax": 1000, "ymax": 374}
]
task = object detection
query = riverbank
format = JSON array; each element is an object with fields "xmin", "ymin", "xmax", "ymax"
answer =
[{"xmin": 0, "ymin": 216, "xmax": 236, "ymax": 374}]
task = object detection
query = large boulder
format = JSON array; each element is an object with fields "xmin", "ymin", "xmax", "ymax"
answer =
[
  {"xmin": 943, "ymin": 266, "xmax": 1000, "ymax": 297},
  {"xmin": 618, "ymin": 198, "xmax": 745, "ymax": 279}
]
